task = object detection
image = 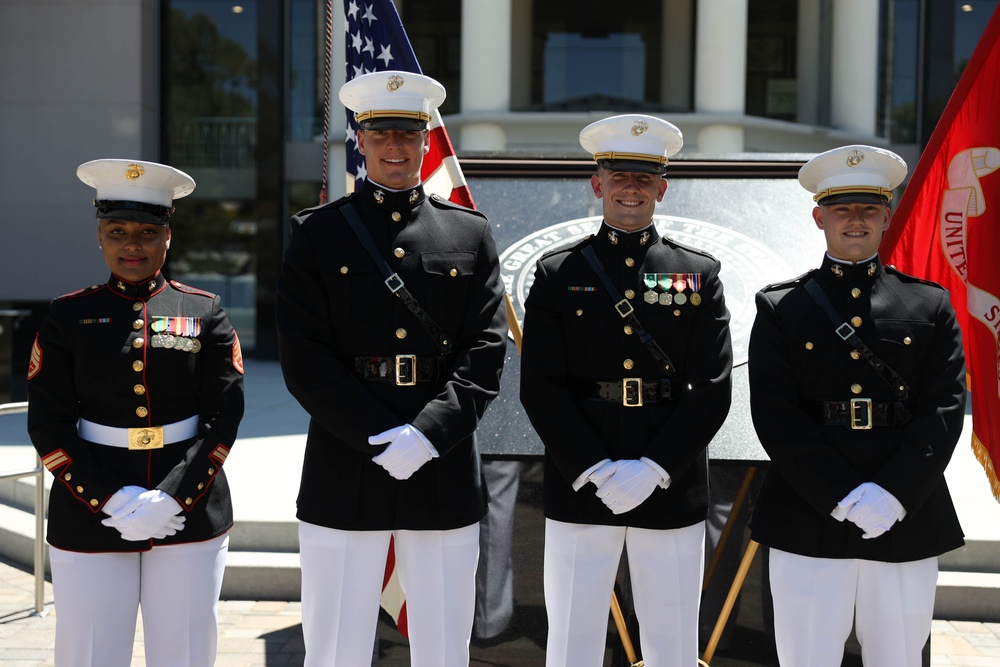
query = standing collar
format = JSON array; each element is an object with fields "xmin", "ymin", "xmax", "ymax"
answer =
[
  {"xmin": 818, "ymin": 253, "xmax": 882, "ymax": 282},
  {"xmin": 107, "ymin": 272, "xmax": 167, "ymax": 300},
  {"xmin": 360, "ymin": 179, "xmax": 426, "ymax": 213},
  {"xmin": 596, "ymin": 221, "xmax": 659, "ymax": 250}
]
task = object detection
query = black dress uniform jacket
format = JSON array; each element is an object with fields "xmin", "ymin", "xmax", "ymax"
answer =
[
  {"xmin": 28, "ymin": 272, "xmax": 245, "ymax": 553},
  {"xmin": 747, "ymin": 255, "xmax": 966, "ymax": 562},
  {"xmin": 520, "ymin": 222, "xmax": 733, "ymax": 528},
  {"xmin": 275, "ymin": 180, "xmax": 507, "ymax": 531}
]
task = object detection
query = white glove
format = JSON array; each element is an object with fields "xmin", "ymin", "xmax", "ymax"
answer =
[
  {"xmin": 831, "ymin": 484, "xmax": 866, "ymax": 522},
  {"xmin": 587, "ymin": 459, "xmax": 620, "ymax": 489},
  {"xmin": 102, "ymin": 490, "xmax": 186, "ymax": 541},
  {"xmin": 115, "ymin": 515, "xmax": 187, "ymax": 541},
  {"xmin": 102, "ymin": 485, "xmax": 147, "ymax": 517},
  {"xmin": 845, "ymin": 482, "xmax": 905, "ymax": 539},
  {"xmin": 369, "ymin": 424, "xmax": 437, "ymax": 480},
  {"xmin": 595, "ymin": 459, "xmax": 663, "ymax": 515}
]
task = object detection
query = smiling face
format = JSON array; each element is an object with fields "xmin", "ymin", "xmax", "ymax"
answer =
[
  {"xmin": 358, "ymin": 128, "xmax": 430, "ymax": 190},
  {"xmin": 591, "ymin": 167, "xmax": 668, "ymax": 232},
  {"xmin": 97, "ymin": 219, "xmax": 171, "ymax": 283},
  {"xmin": 813, "ymin": 202, "xmax": 891, "ymax": 262}
]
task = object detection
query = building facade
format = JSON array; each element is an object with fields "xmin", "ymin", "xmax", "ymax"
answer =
[{"xmin": 0, "ymin": 0, "xmax": 995, "ymax": 373}]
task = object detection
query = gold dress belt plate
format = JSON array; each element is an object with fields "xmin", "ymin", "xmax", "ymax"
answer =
[{"xmin": 128, "ymin": 426, "xmax": 165, "ymax": 450}]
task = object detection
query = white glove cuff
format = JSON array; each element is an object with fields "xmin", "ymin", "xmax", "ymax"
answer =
[
  {"xmin": 873, "ymin": 483, "xmax": 907, "ymax": 521},
  {"xmin": 409, "ymin": 425, "xmax": 439, "ymax": 458},
  {"xmin": 640, "ymin": 457, "xmax": 671, "ymax": 489}
]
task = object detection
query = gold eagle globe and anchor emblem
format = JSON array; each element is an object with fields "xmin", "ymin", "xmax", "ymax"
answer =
[
  {"xmin": 846, "ymin": 149, "xmax": 864, "ymax": 168},
  {"xmin": 125, "ymin": 163, "xmax": 145, "ymax": 180},
  {"xmin": 631, "ymin": 120, "xmax": 649, "ymax": 136},
  {"xmin": 386, "ymin": 74, "xmax": 404, "ymax": 92}
]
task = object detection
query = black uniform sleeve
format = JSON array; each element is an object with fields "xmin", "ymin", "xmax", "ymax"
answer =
[
  {"xmin": 276, "ymin": 215, "xmax": 401, "ymax": 451},
  {"xmin": 749, "ymin": 291, "xmax": 872, "ymax": 512},
  {"xmin": 156, "ymin": 296, "xmax": 245, "ymax": 511},
  {"xmin": 870, "ymin": 289, "xmax": 966, "ymax": 513},
  {"xmin": 409, "ymin": 218, "xmax": 507, "ymax": 454},
  {"xmin": 28, "ymin": 309, "xmax": 123, "ymax": 512},
  {"xmin": 520, "ymin": 259, "xmax": 615, "ymax": 484}
]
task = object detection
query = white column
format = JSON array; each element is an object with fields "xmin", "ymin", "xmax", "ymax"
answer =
[
  {"xmin": 694, "ymin": 0, "xmax": 748, "ymax": 153},
  {"xmin": 460, "ymin": 0, "xmax": 512, "ymax": 151},
  {"xmin": 830, "ymin": 0, "xmax": 879, "ymax": 135}
]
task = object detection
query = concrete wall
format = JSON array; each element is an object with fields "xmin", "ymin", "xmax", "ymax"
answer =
[{"xmin": 0, "ymin": 0, "xmax": 159, "ymax": 301}]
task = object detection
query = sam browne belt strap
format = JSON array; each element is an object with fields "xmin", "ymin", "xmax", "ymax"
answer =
[
  {"xmin": 341, "ymin": 202, "xmax": 453, "ymax": 355},
  {"xmin": 803, "ymin": 278, "xmax": 912, "ymax": 426},
  {"xmin": 580, "ymin": 245, "xmax": 677, "ymax": 377}
]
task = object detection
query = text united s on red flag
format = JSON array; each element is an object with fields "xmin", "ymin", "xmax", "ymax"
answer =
[{"xmin": 879, "ymin": 2, "xmax": 1000, "ymax": 502}]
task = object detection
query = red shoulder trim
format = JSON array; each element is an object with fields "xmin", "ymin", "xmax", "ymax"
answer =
[
  {"xmin": 169, "ymin": 280, "xmax": 216, "ymax": 298},
  {"xmin": 54, "ymin": 284, "xmax": 104, "ymax": 301}
]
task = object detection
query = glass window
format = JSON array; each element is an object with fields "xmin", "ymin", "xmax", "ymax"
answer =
[
  {"xmin": 745, "ymin": 0, "xmax": 799, "ymax": 121},
  {"xmin": 289, "ymin": 0, "xmax": 324, "ymax": 141},
  {"xmin": 163, "ymin": 0, "xmax": 260, "ymax": 350},
  {"xmin": 526, "ymin": 0, "xmax": 663, "ymax": 110}
]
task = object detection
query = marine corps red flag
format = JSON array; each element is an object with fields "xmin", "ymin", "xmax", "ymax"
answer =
[{"xmin": 880, "ymin": 2, "xmax": 1000, "ymax": 502}]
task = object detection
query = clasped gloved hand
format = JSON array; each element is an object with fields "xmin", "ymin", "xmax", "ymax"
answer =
[
  {"xmin": 845, "ymin": 482, "xmax": 905, "ymax": 539},
  {"xmin": 102, "ymin": 489, "xmax": 186, "ymax": 541},
  {"xmin": 369, "ymin": 424, "xmax": 437, "ymax": 480},
  {"xmin": 102, "ymin": 485, "xmax": 147, "ymax": 518},
  {"xmin": 587, "ymin": 459, "xmax": 620, "ymax": 490},
  {"xmin": 595, "ymin": 459, "xmax": 664, "ymax": 515}
]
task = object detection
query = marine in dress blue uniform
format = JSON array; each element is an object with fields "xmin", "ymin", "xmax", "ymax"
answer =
[
  {"xmin": 275, "ymin": 71, "xmax": 507, "ymax": 666},
  {"xmin": 520, "ymin": 115, "xmax": 734, "ymax": 667},
  {"xmin": 747, "ymin": 145, "xmax": 966, "ymax": 667},
  {"xmin": 28, "ymin": 159, "xmax": 245, "ymax": 667}
]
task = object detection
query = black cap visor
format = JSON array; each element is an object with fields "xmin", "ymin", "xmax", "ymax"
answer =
[
  {"xmin": 359, "ymin": 117, "xmax": 429, "ymax": 131},
  {"xmin": 817, "ymin": 192, "xmax": 890, "ymax": 206},
  {"xmin": 95, "ymin": 200, "xmax": 173, "ymax": 225},
  {"xmin": 597, "ymin": 158, "xmax": 667, "ymax": 175}
]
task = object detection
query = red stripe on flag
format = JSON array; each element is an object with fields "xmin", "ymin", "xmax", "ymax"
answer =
[{"xmin": 880, "ymin": 3, "xmax": 1000, "ymax": 502}]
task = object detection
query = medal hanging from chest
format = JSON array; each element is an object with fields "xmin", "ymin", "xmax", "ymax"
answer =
[{"xmin": 150, "ymin": 316, "xmax": 203, "ymax": 352}]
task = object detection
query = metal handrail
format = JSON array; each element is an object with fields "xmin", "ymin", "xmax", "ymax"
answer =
[{"xmin": 0, "ymin": 401, "xmax": 47, "ymax": 615}]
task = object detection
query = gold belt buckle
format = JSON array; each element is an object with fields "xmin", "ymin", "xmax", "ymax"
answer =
[
  {"xmin": 622, "ymin": 378, "xmax": 643, "ymax": 407},
  {"xmin": 128, "ymin": 426, "xmax": 165, "ymax": 450},
  {"xmin": 395, "ymin": 355, "xmax": 417, "ymax": 386},
  {"xmin": 850, "ymin": 398, "xmax": 873, "ymax": 430}
]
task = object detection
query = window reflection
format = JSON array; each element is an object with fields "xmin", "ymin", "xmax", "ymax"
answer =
[{"xmin": 163, "ymin": 0, "xmax": 260, "ymax": 349}]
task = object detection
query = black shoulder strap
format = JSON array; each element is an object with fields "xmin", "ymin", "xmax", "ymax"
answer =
[
  {"xmin": 804, "ymin": 278, "xmax": 912, "ymax": 422},
  {"xmin": 341, "ymin": 202, "xmax": 452, "ymax": 355},
  {"xmin": 580, "ymin": 245, "xmax": 676, "ymax": 377}
]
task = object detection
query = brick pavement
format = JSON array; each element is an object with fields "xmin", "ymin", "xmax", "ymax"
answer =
[{"xmin": 3, "ymin": 558, "xmax": 1000, "ymax": 666}]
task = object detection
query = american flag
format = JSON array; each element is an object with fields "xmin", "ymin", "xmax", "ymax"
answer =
[
  {"xmin": 344, "ymin": 0, "xmax": 475, "ymax": 209},
  {"xmin": 342, "ymin": 0, "xmax": 478, "ymax": 637}
]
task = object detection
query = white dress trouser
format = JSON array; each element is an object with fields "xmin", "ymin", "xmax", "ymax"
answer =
[
  {"xmin": 769, "ymin": 548, "xmax": 938, "ymax": 667},
  {"xmin": 49, "ymin": 534, "xmax": 229, "ymax": 667},
  {"xmin": 298, "ymin": 521, "xmax": 480, "ymax": 667},
  {"xmin": 544, "ymin": 519, "xmax": 706, "ymax": 667}
]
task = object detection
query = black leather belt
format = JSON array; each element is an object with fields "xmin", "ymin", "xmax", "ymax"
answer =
[
  {"xmin": 820, "ymin": 399, "xmax": 896, "ymax": 429},
  {"xmin": 355, "ymin": 355, "xmax": 447, "ymax": 386},
  {"xmin": 570, "ymin": 378, "xmax": 674, "ymax": 407}
]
